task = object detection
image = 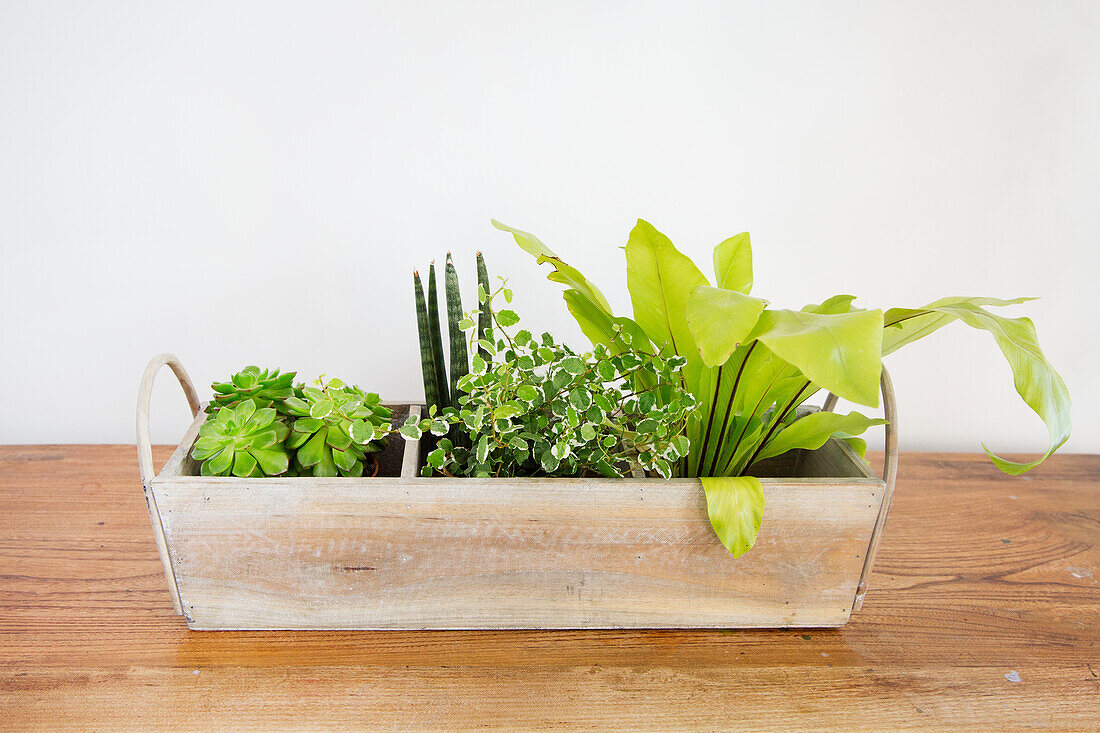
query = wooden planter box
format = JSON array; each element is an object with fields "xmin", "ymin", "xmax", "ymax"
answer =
[{"xmin": 137, "ymin": 354, "xmax": 898, "ymax": 630}]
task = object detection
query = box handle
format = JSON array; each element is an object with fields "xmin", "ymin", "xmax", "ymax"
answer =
[
  {"xmin": 136, "ymin": 353, "xmax": 202, "ymax": 489},
  {"xmin": 823, "ymin": 367, "xmax": 898, "ymax": 610},
  {"xmin": 135, "ymin": 354, "xmax": 200, "ymax": 618}
]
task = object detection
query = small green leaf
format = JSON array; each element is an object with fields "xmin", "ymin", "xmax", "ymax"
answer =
[
  {"xmin": 427, "ymin": 448, "xmax": 446, "ymax": 468},
  {"xmin": 492, "ymin": 219, "xmax": 614, "ymax": 313},
  {"xmin": 496, "ymin": 309, "xmax": 520, "ymax": 327},
  {"xmin": 235, "ymin": 400, "xmax": 258, "ymax": 422},
  {"xmin": 399, "ymin": 424, "xmax": 423, "ymax": 440},
  {"xmin": 231, "ymin": 451, "xmax": 258, "ymax": 477},
  {"xmin": 286, "ymin": 428, "xmax": 312, "ymax": 449},
  {"xmin": 250, "ymin": 446, "xmax": 289, "ymax": 476},
  {"xmin": 297, "ymin": 429, "xmax": 328, "ymax": 467},
  {"xmin": 206, "ymin": 446, "xmax": 234, "ymax": 475},
  {"xmin": 348, "ymin": 419, "xmax": 373, "ymax": 444},
  {"xmin": 540, "ymin": 449, "xmax": 560, "ymax": 473},
  {"xmin": 843, "ymin": 437, "xmax": 869, "ymax": 460},
  {"xmin": 331, "ymin": 446, "xmax": 357, "ymax": 472},
  {"xmin": 568, "ymin": 389, "xmax": 591, "ymax": 411},
  {"xmin": 560, "ymin": 356, "xmax": 585, "ymax": 375},
  {"xmin": 292, "ymin": 417, "xmax": 322, "ymax": 434},
  {"xmin": 326, "ymin": 425, "xmax": 353, "ymax": 451},
  {"xmin": 312, "ymin": 448, "xmax": 339, "ymax": 477},
  {"xmin": 552, "ymin": 369, "xmax": 573, "ymax": 390}
]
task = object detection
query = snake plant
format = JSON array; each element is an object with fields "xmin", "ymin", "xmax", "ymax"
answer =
[{"xmin": 414, "ymin": 253, "xmax": 491, "ymax": 420}]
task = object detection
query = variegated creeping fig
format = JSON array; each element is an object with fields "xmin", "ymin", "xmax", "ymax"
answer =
[
  {"xmin": 492, "ymin": 219, "xmax": 1071, "ymax": 558},
  {"xmin": 409, "ymin": 253, "xmax": 696, "ymax": 479}
]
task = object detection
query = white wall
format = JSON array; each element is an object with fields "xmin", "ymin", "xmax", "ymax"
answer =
[{"xmin": 2, "ymin": 0, "xmax": 1097, "ymax": 458}]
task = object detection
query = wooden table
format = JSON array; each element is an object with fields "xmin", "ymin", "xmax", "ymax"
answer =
[{"xmin": 2, "ymin": 447, "xmax": 1097, "ymax": 731}]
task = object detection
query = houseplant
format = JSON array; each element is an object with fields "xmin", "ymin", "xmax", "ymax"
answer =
[
  {"xmin": 405, "ymin": 284, "xmax": 697, "ymax": 479},
  {"xmin": 493, "ymin": 218, "xmax": 1071, "ymax": 555},
  {"xmin": 190, "ymin": 366, "xmax": 393, "ymax": 478},
  {"xmin": 133, "ymin": 218, "xmax": 1069, "ymax": 630}
]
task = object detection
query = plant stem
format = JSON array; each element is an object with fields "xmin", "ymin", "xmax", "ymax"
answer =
[
  {"xmin": 696, "ymin": 364, "xmax": 723, "ymax": 476},
  {"xmin": 706, "ymin": 342, "xmax": 756, "ymax": 477},
  {"xmin": 741, "ymin": 380, "xmax": 811, "ymax": 472},
  {"xmin": 721, "ymin": 358, "xmax": 784, "ymax": 476}
]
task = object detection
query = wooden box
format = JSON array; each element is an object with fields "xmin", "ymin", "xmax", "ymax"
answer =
[{"xmin": 137, "ymin": 354, "xmax": 898, "ymax": 630}]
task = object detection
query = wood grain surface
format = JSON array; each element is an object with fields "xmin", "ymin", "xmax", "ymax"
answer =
[
  {"xmin": 2, "ymin": 446, "xmax": 1098, "ymax": 731},
  {"xmin": 153, "ymin": 431, "xmax": 882, "ymax": 629}
]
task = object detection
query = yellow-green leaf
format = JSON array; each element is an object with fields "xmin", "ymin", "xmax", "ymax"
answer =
[
  {"xmin": 625, "ymin": 219, "xmax": 709, "ymax": 360},
  {"xmin": 686, "ymin": 286, "xmax": 767, "ymax": 367},
  {"xmin": 700, "ymin": 476, "xmax": 765, "ymax": 557},
  {"xmin": 713, "ymin": 232, "xmax": 753, "ymax": 294},
  {"xmin": 748, "ymin": 308, "xmax": 884, "ymax": 407},
  {"xmin": 754, "ymin": 410, "xmax": 887, "ymax": 463},
  {"xmin": 492, "ymin": 219, "xmax": 613, "ymax": 313},
  {"xmin": 884, "ymin": 297, "xmax": 1069, "ymax": 474}
]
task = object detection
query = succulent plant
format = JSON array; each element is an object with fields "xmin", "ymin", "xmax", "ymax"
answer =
[
  {"xmin": 191, "ymin": 401, "xmax": 290, "ymax": 477},
  {"xmin": 208, "ymin": 366, "xmax": 298, "ymax": 414},
  {"xmin": 283, "ymin": 378, "xmax": 393, "ymax": 477}
]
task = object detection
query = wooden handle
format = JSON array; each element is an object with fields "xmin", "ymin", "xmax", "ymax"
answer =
[
  {"xmin": 821, "ymin": 367, "xmax": 898, "ymax": 489},
  {"xmin": 136, "ymin": 353, "xmax": 201, "ymax": 489},
  {"xmin": 824, "ymin": 368, "xmax": 899, "ymax": 610},
  {"xmin": 134, "ymin": 353, "xmax": 199, "ymax": 618}
]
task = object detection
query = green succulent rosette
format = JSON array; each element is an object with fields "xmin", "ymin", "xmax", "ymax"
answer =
[
  {"xmin": 191, "ymin": 401, "xmax": 290, "ymax": 477},
  {"xmin": 283, "ymin": 378, "xmax": 393, "ymax": 477},
  {"xmin": 207, "ymin": 366, "xmax": 298, "ymax": 414}
]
